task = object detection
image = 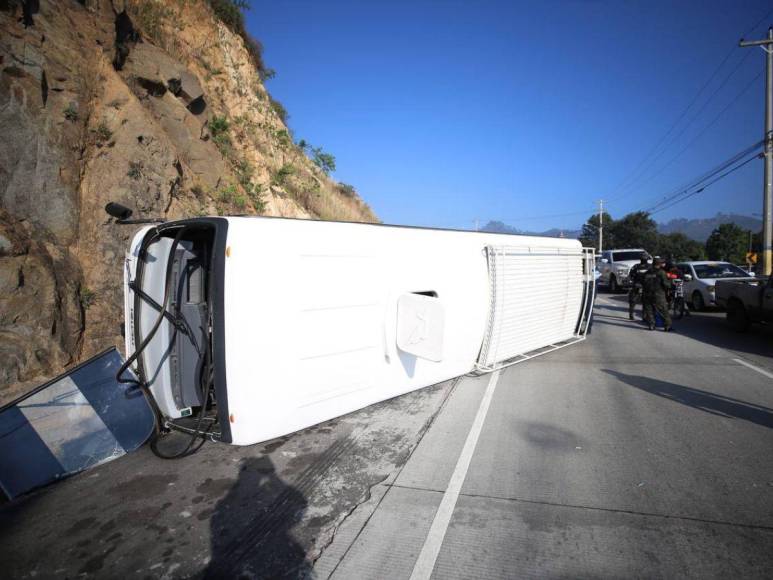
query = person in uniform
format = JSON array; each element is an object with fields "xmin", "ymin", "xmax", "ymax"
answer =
[
  {"xmin": 628, "ymin": 253, "xmax": 650, "ymax": 320},
  {"xmin": 642, "ymin": 257, "xmax": 672, "ymax": 331}
]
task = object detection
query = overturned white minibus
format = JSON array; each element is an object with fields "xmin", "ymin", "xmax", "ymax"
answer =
[{"xmin": 122, "ymin": 217, "xmax": 595, "ymax": 447}]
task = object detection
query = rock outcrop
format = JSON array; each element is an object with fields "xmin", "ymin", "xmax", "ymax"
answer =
[{"xmin": 0, "ymin": 0, "xmax": 377, "ymax": 401}]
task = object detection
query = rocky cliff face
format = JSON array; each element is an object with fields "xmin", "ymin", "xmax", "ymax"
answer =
[{"xmin": 0, "ymin": 0, "xmax": 376, "ymax": 401}]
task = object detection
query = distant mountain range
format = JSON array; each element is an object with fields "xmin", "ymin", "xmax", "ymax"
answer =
[
  {"xmin": 657, "ymin": 213, "xmax": 762, "ymax": 242},
  {"xmin": 482, "ymin": 213, "xmax": 762, "ymax": 243},
  {"xmin": 481, "ymin": 221, "xmax": 583, "ymax": 239}
]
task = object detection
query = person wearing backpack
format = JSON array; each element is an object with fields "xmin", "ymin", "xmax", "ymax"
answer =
[{"xmin": 642, "ymin": 257, "xmax": 672, "ymax": 331}]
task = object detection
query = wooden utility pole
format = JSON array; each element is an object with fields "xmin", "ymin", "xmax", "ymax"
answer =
[
  {"xmin": 740, "ymin": 27, "xmax": 773, "ymax": 276},
  {"xmin": 598, "ymin": 199, "xmax": 604, "ymax": 254}
]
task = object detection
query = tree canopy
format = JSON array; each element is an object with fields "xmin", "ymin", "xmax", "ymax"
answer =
[
  {"xmin": 655, "ymin": 232, "xmax": 705, "ymax": 261},
  {"xmin": 578, "ymin": 212, "xmax": 753, "ymax": 265},
  {"xmin": 705, "ymin": 223, "xmax": 748, "ymax": 263},
  {"xmin": 579, "ymin": 212, "xmax": 614, "ymax": 249}
]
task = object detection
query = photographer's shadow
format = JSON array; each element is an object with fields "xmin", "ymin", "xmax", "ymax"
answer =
[{"xmin": 204, "ymin": 456, "xmax": 312, "ymax": 579}]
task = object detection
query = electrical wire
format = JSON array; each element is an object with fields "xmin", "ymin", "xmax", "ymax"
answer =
[
  {"xmin": 606, "ymin": 7, "xmax": 772, "ymax": 206},
  {"xmin": 609, "ymin": 65, "xmax": 763, "ymax": 211},
  {"xmin": 647, "ymin": 151, "xmax": 763, "ymax": 215},
  {"xmin": 644, "ymin": 138, "xmax": 764, "ymax": 213},
  {"xmin": 608, "ymin": 50, "xmax": 750, "ymax": 203}
]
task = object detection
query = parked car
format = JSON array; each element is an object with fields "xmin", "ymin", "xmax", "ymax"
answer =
[
  {"xmin": 676, "ymin": 261, "xmax": 755, "ymax": 311},
  {"xmin": 597, "ymin": 249, "xmax": 648, "ymax": 292},
  {"xmin": 715, "ymin": 275, "xmax": 773, "ymax": 331}
]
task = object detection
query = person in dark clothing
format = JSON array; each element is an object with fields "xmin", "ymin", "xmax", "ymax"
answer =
[
  {"xmin": 628, "ymin": 253, "xmax": 650, "ymax": 320},
  {"xmin": 642, "ymin": 257, "xmax": 672, "ymax": 331}
]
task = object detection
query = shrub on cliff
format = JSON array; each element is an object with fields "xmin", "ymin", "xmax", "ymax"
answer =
[{"xmin": 207, "ymin": 0, "xmax": 273, "ymax": 81}]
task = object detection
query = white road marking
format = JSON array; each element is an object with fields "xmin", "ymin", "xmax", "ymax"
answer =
[
  {"xmin": 733, "ymin": 358, "xmax": 773, "ymax": 380},
  {"xmin": 409, "ymin": 370, "xmax": 501, "ymax": 580}
]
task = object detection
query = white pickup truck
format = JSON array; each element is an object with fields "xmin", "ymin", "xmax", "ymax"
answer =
[
  {"xmin": 596, "ymin": 249, "xmax": 647, "ymax": 293},
  {"xmin": 715, "ymin": 275, "xmax": 773, "ymax": 331}
]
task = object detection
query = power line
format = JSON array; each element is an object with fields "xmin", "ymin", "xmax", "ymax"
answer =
[
  {"xmin": 646, "ymin": 141, "xmax": 763, "ymax": 212},
  {"xmin": 609, "ymin": 66, "xmax": 763, "ymax": 212},
  {"xmin": 607, "ymin": 50, "xmax": 744, "ymax": 202},
  {"xmin": 646, "ymin": 138, "xmax": 764, "ymax": 213},
  {"xmin": 742, "ymin": 5, "xmax": 773, "ymax": 38},
  {"xmin": 606, "ymin": 7, "xmax": 772, "ymax": 205},
  {"xmin": 637, "ymin": 139, "xmax": 764, "ymax": 216},
  {"xmin": 648, "ymin": 152, "xmax": 762, "ymax": 215},
  {"xmin": 609, "ymin": 53, "xmax": 757, "ymax": 205}
]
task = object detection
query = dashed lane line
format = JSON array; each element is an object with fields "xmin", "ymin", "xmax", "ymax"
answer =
[
  {"xmin": 408, "ymin": 370, "xmax": 501, "ymax": 580},
  {"xmin": 733, "ymin": 358, "xmax": 773, "ymax": 380}
]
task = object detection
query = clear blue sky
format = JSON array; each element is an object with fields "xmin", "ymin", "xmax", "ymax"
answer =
[{"xmin": 245, "ymin": 0, "xmax": 772, "ymax": 231}]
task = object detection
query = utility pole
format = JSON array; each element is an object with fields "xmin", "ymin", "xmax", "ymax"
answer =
[
  {"xmin": 740, "ymin": 27, "xmax": 773, "ymax": 276},
  {"xmin": 598, "ymin": 199, "xmax": 604, "ymax": 254}
]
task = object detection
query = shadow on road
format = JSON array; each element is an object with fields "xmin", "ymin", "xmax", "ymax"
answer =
[
  {"xmin": 603, "ymin": 369, "xmax": 773, "ymax": 429},
  {"xmin": 204, "ymin": 456, "xmax": 311, "ymax": 579},
  {"xmin": 599, "ymin": 294, "xmax": 773, "ymax": 361}
]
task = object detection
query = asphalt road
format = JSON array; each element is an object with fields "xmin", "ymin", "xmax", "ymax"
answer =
[{"xmin": 2, "ymin": 294, "xmax": 772, "ymax": 578}]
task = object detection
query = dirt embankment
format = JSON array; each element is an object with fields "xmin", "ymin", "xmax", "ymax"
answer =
[{"xmin": 0, "ymin": 0, "xmax": 377, "ymax": 401}]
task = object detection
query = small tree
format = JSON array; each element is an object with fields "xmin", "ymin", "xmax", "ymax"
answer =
[
  {"xmin": 579, "ymin": 212, "xmax": 614, "ymax": 250},
  {"xmin": 705, "ymin": 223, "xmax": 748, "ymax": 263},
  {"xmin": 655, "ymin": 232, "xmax": 705, "ymax": 261},
  {"xmin": 610, "ymin": 211, "xmax": 658, "ymax": 252},
  {"xmin": 312, "ymin": 147, "xmax": 336, "ymax": 175}
]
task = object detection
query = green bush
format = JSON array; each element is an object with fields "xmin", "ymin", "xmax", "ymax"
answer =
[
  {"xmin": 233, "ymin": 194, "xmax": 247, "ymax": 210},
  {"xmin": 312, "ymin": 147, "xmax": 336, "ymax": 175},
  {"xmin": 206, "ymin": 1, "xmax": 274, "ymax": 81},
  {"xmin": 210, "ymin": 115, "xmax": 230, "ymax": 136},
  {"xmin": 95, "ymin": 121, "xmax": 112, "ymax": 145},
  {"xmin": 208, "ymin": 0, "xmax": 249, "ymax": 32},
  {"xmin": 218, "ymin": 183, "xmax": 238, "ymax": 203},
  {"xmin": 247, "ymin": 182, "xmax": 266, "ymax": 212},
  {"xmin": 210, "ymin": 116, "xmax": 232, "ymax": 154},
  {"xmin": 274, "ymin": 129, "xmax": 292, "ymax": 147},
  {"xmin": 130, "ymin": 0, "xmax": 172, "ymax": 43},
  {"xmin": 337, "ymin": 183, "xmax": 356, "ymax": 197},
  {"xmin": 235, "ymin": 159, "xmax": 254, "ymax": 188},
  {"xmin": 80, "ymin": 287, "xmax": 97, "ymax": 310},
  {"xmin": 127, "ymin": 161, "xmax": 143, "ymax": 180},
  {"xmin": 271, "ymin": 164, "xmax": 295, "ymax": 187},
  {"xmin": 63, "ymin": 103, "xmax": 78, "ymax": 121}
]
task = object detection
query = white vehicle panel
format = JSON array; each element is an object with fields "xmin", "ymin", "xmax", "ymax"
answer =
[
  {"xmin": 124, "ymin": 217, "xmax": 592, "ymax": 446},
  {"xmin": 220, "ymin": 218, "xmax": 586, "ymax": 445}
]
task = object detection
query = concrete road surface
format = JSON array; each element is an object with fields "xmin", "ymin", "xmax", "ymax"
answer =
[{"xmin": 2, "ymin": 294, "xmax": 773, "ymax": 578}]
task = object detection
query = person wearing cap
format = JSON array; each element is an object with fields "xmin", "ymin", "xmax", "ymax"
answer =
[
  {"xmin": 642, "ymin": 257, "xmax": 672, "ymax": 331},
  {"xmin": 628, "ymin": 253, "xmax": 650, "ymax": 320}
]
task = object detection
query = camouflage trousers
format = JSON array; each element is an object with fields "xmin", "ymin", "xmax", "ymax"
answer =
[
  {"xmin": 642, "ymin": 294, "xmax": 671, "ymax": 328},
  {"xmin": 628, "ymin": 286, "xmax": 642, "ymax": 318}
]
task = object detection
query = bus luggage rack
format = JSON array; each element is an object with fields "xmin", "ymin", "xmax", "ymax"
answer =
[{"xmin": 475, "ymin": 246, "xmax": 595, "ymax": 374}]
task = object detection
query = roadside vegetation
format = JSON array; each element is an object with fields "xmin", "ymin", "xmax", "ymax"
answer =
[
  {"xmin": 580, "ymin": 211, "xmax": 759, "ymax": 264},
  {"xmin": 124, "ymin": 0, "xmax": 373, "ymax": 223}
]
